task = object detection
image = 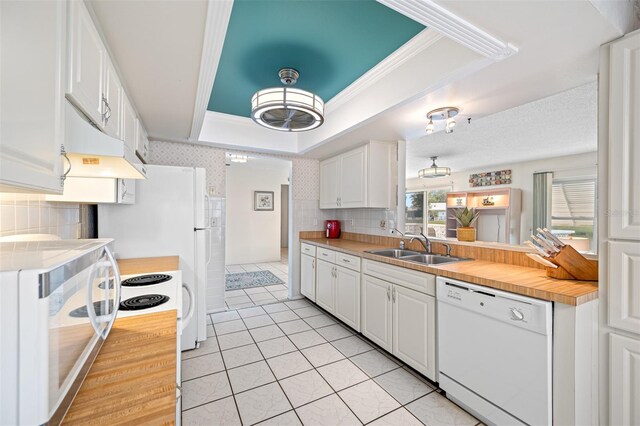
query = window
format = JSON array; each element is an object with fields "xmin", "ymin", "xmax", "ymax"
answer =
[
  {"xmin": 551, "ymin": 178, "xmax": 596, "ymax": 253},
  {"xmin": 405, "ymin": 189, "xmax": 448, "ymax": 237}
]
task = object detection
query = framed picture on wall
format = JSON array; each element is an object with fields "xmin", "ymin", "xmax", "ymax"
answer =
[{"xmin": 254, "ymin": 191, "xmax": 274, "ymax": 211}]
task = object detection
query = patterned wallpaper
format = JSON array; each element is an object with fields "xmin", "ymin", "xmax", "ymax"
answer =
[{"xmin": 149, "ymin": 141, "xmax": 319, "ymax": 200}]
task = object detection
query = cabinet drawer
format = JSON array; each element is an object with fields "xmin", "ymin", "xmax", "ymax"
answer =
[
  {"xmin": 317, "ymin": 247, "xmax": 336, "ymax": 263},
  {"xmin": 336, "ymin": 252, "xmax": 361, "ymax": 271},
  {"xmin": 363, "ymin": 259, "xmax": 435, "ymax": 296},
  {"xmin": 301, "ymin": 243, "xmax": 316, "ymax": 256}
]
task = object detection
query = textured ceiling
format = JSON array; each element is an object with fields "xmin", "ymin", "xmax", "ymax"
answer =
[
  {"xmin": 405, "ymin": 82, "xmax": 598, "ymax": 178},
  {"xmin": 208, "ymin": 0, "xmax": 424, "ymax": 117}
]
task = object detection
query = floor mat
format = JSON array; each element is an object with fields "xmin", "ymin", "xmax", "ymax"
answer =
[{"xmin": 225, "ymin": 270, "xmax": 284, "ymax": 290}]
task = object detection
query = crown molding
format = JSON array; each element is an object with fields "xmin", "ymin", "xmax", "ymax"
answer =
[
  {"xmin": 326, "ymin": 29, "xmax": 443, "ymax": 113},
  {"xmin": 378, "ymin": 0, "xmax": 518, "ymax": 60},
  {"xmin": 189, "ymin": 0, "xmax": 234, "ymax": 142}
]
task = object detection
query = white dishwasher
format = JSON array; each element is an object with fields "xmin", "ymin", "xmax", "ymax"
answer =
[{"xmin": 436, "ymin": 277, "xmax": 552, "ymax": 426}]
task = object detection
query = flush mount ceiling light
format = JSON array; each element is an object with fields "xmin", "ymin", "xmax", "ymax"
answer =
[
  {"xmin": 251, "ymin": 68, "xmax": 324, "ymax": 132},
  {"xmin": 418, "ymin": 156, "xmax": 451, "ymax": 178},
  {"xmin": 228, "ymin": 154, "xmax": 248, "ymax": 163},
  {"xmin": 426, "ymin": 107, "xmax": 459, "ymax": 135}
]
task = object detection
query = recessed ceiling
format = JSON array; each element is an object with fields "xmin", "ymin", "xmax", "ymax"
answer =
[{"xmin": 207, "ymin": 0, "xmax": 424, "ymax": 118}]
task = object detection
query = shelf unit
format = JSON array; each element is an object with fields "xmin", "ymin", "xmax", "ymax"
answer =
[{"xmin": 446, "ymin": 188, "xmax": 522, "ymax": 244}]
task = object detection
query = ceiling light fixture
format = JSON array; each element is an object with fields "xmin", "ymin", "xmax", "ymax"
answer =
[
  {"xmin": 425, "ymin": 107, "xmax": 459, "ymax": 135},
  {"xmin": 228, "ymin": 154, "xmax": 248, "ymax": 163},
  {"xmin": 418, "ymin": 156, "xmax": 451, "ymax": 178},
  {"xmin": 251, "ymin": 68, "xmax": 324, "ymax": 132}
]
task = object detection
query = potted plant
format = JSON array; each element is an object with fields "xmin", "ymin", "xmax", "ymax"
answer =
[{"xmin": 452, "ymin": 207, "xmax": 480, "ymax": 242}]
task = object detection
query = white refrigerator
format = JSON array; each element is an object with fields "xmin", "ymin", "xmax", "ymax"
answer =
[{"xmin": 98, "ymin": 165, "xmax": 224, "ymax": 350}]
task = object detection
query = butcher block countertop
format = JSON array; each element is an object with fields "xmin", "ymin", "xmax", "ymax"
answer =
[
  {"xmin": 301, "ymin": 238, "xmax": 598, "ymax": 306},
  {"xmin": 62, "ymin": 310, "xmax": 177, "ymax": 425},
  {"xmin": 117, "ymin": 256, "xmax": 180, "ymax": 275}
]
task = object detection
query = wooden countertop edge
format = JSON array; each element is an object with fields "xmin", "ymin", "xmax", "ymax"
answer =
[
  {"xmin": 117, "ymin": 256, "xmax": 180, "ymax": 275},
  {"xmin": 301, "ymin": 238, "xmax": 598, "ymax": 306}
]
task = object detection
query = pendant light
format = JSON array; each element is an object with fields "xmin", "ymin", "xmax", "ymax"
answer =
[
  {"xmin": 418, "ymin": 156, "xmax": 451, "ymax": 178},
  {"xmin": 251, "ymin": 68, "xmax": 324, "ymax": 132}
]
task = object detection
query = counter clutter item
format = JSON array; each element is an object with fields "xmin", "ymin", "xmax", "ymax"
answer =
[
  {"xmin": 527, "ymin": 228, "xmax": 598, "ymax": 281},
  {"xmin": 300, "ymin": 237, "xmax": 598, "ymax": 306}
]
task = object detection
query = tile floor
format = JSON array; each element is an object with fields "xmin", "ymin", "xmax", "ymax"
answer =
[
  {"xmin": 182, "ymin": 299, "xmax": 481, "ymax": 426},
  {"xmin": 224, "ymin": 249, "xmax": 289, "ymax": 310}
]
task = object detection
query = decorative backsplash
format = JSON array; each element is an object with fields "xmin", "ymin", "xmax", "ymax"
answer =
[{"xmin": 0, "ymin": 193, "xmax": 81, "ymax": 239}]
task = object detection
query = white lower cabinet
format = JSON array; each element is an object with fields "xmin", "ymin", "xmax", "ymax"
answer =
[
  {"xmin": 300, "ymin": 254, "xmax": 316, "ymax": 302},
  {"xmin": 316, "ymin": 259, "xmax": 335, "ymax": 313},
  {"xmin": 362, "ymin": 263, "xmax": 437, "ymax": 380},
  {"xmin": 392, "ymin": 285, "xmax": 436, "ymax": 379},
  {"xmin": 609, "ymin": 333, "xmax": 640, "ymax": 426},
  {"xmin": 361, "ymin": 275, "xmax": 393, "ymax": 352},
  {"xmin": 334, "ymin": 266, "xmax": 360, "ymax": 331}
]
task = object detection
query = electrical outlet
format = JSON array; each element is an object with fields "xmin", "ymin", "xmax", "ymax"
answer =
[
  {"xmin": 380, "ymin": 220, "xmax": 386, "ymax": 229},
  {"xmin": 349, "ymin": 219, "xmax": 354, "ymax": 226}
]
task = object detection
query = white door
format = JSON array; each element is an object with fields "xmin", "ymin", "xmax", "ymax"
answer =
[
  {"xmin": 102, "ymin": 59, "xmax": 122, "ymax": 139},
  {"xmin": 0, "ymin": 0, "xmax": 65, "ymax": 194},
  {"xmin": 300, "ymin": 254, "xmax": 316, "ymax": 302},
  {"xmin": 67, "ymin": 0, "xmax": 105, "ymax": 127},
  {"xmin": 340, "ymin": 146, "xmax": 367, "ymax": 208},
  {"xmin": 361, "ymin": 275, "xmax": 392, "ymax": 352},
  {"xmin": 334, "ymin": 265, "xmax": 360, "ymax": 332},
  {"xmin": 121, "ymin": 94, "xmax": 137, "ymax": 154},
  {"xmin": 315, "ymin": 260, "xmax": 334, "ymax": 313},
  {"xmin": 319, "ymin": 157, "xmax": 340, "ymax": 209},
  {"xmin": 392, "ymin": 285, "xmax": 436, "ymax": 379}
]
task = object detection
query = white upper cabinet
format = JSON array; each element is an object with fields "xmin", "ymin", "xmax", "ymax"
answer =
[
  {"xmin": 608, "ymin": 33, "xmax": 640, "ymax": 240},
  {"xmin": 135, "ymin": 119, "xmax": 150, "ymax": 163},
  {"xmin": 0, "ymin": 0, "xmax": 66, "ymax": 194},
  {"xmin": 67, "ymin": 0, "xmax": 106, "ymax": 127},
  {"xmin": 121, "ymin": 94, "xmax": 137, "ymax": 154},
  {"xmin": 319, "ymin": 141, "xmax": 396, "ymax": 209},
  {"xmin": 319, "ymin": 157, "xmax": 340, "ymax": 208},
  {"xmin": 103, "ymin": 59, "xmax": 122, "ymax": 139}
]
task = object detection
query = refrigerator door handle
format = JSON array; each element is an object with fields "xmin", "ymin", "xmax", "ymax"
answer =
[
  {"xmin": 206, "ymin": 229, "xmax": 212, "ymax": 265},
  {"xmin": 181, "ymin": 283, "xmax": 195, "ymax": 331}
]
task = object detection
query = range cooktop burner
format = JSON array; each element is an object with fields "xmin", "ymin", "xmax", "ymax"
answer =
[
  {"xmin": 69, "ymin": 300, "xmax": 114, "ymax": 318},
  {"xmin": 119, "ymin": 294, "xmax": 169, "ymax": 311},
  {"xmin": 121, "ymin": 274, "xmax": 172, "ymax": 287}
]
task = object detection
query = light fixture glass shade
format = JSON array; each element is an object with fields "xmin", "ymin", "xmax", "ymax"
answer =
[
  {"xmin": 426, "ymin": 119, "xmax": 434, "ymax": 135},
  {"xmin": 418, "ymin": 156, "xmax": 451, "ymax": 178},
  {"xmin": 251, "ymin": 87, "xmax": 324, "ymax": 132}
]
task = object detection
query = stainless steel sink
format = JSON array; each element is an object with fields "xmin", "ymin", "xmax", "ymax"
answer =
[
  {"xmin": 366, "ymin": 249, "xmax": 421, "ymax": 258},
  {"xmin": 399, "ymin": 254, "xmax": 469, "ymax": 265}
]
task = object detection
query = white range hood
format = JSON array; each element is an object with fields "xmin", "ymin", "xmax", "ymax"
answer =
[{"xmin": 64, "ymin": 101, "xmax": 146, "ymax": 179}]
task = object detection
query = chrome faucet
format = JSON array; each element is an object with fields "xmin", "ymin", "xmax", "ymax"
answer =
[
  {"xmin": 407, "ymin": 230, "xmax": 431, "ymax": 254},
  {"xmin": 441, "ymin": 242, "xmax": 452, "ymax": 256}
]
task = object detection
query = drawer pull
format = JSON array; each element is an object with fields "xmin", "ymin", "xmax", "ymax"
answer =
[{"xmin": 343, "ymin": 259, "xmax": 350, "ymax": 263}]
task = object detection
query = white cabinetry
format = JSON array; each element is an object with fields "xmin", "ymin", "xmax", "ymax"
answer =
[
  {"xmin": 362, "ymin": 260, "xmax": 437, "ymax": 379},
  {"xmin": 0, "ymin": 0, "xmax": 66, "ymax": 194},
  {"xmin": 319, "ymin": 141, "xmax": 395, "ymax": 209},
  {"xmin": 300, "ymin": 253, "xmax": 316, "ymax": 302},
  {"xmin": 316, "ymin": 259, "xmax": 335, "ymax": 313},
  {"xmin": 599, "ymin": 29, "xmax": 640, "ymax": 426},
  {"xmin": 334, "ymin": 265, "xmax": 360, "ymax": 331},
  {"xmin": 121, "ymin": 94, "xmax": 137, "ymax": 154},
  {"xmin": 46, "ymin": 177, "xmax": 135, "ymax": 204},
  {"xmin": 103, "ymin": 60, "xmax": 122, "ymax": 139},
  {"xmin": 135, "ymin": 119, "xmax": 150, "ymax": 163}
]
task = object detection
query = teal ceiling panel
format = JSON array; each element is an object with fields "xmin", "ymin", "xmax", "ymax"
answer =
[{"xmin": 208, "ymin": 0, "xmax": 425, "ymax": 117}]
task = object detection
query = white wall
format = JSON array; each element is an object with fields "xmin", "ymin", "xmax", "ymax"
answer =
[
  {"xmin": 225, "ymin": 160, "xmax": 289, "ymax": 265},
  {"xmin": 406, "ymin": 151, "xmax": 597, "ymax": 243}
]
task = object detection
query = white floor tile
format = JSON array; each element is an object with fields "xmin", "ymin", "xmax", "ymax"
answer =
[
  {"xmin": 295, "ymin": 394, "xmax": 361, "ymax": 426},
  {"xmin": 285, "ymin": 300, "xmax": 311, "ymax": 310},
  {"xmin": 250, "ymin": 324, "xmax": 286, "ymax": 342},
  {"xmin": 331, "ymin": 336, "xmax": 374, "ymax": 357},
  {"xmin": 278, "ymin": 319, "xmax": 312, "ymax": 335},
  {"xmin": 338, "ymin": 379, "xmax": 400, "ymax": 424},
  {"xmin": 303, "ymin": 314, "xmax": 337, "ymax": 329},
  {"xmin": 182, "ymin": 371, "xmax": 232, "ymax": 410},
  {"xmin": 279, "ymin": 370, "xmax": 333, "ymax": 408},
  {"xmin": 294, "ymin": 306, "xmax": 323, "ymax": 318},
  {"xmin": 226, "ymin": 295, "xmax": 252, "ymax": 305},
  {"xmin": 301, "ymin": 343, "xmax": 345, "ymax": 368},
  {"xmin": 214, "ymin": 319, "xmax": 247, "ymax": 335},
  {"xmin": 235, "ymin": 382, "xmax": 292, "ymax": 425},
  {"xmin": 374, "ymin": 368, "xmax": 434, "ymax": 404},
  {"xmin": 251, "ymin": 293, "xmax": 278, "ymax": 303},
  {"xmin": 269, "ymin": 310, "xmax": 300, "ymax": 323},
  {"xmin": 225, "ymin": 289, "xmax": 246, "ymax": 297},
  {"xmin": 255, "ymin": 410, "xmax": 301, "ymax": 426},
  {"xmin": 206, "ymin": 324, "xmax": 215, "ymax": 338},
  {"xmin": 243, "ymin": 314, "xmax": 276, "ymax": 329},
  {"xmin": 222, "ymin": 344, "xmax": 264, "ymax": 369},
  {"xmin": 266, "ymin": 351, "xmax": 313, "ymax": 380},
  {"xmin": 182, "ymin": 352, "xmax": 225, "ymax": 381},
  {"xmin": 227, "ymin": 360, "xmax": 276, "ymax": 394},
  {"xmin": 238, "ymin": 306, "xmax": 267, "ymax": 318},
  {"xmin": 245, "ymin": 287, "xmax": 269, "ymax": 295},
  {"xmin": 182, "ymin": 396, "xmax": 241, "ymax": 426},
  {"xmin": 262, "ymin": 302, "xmax": 290, "ymax": 314},
  {"xmin": 317, "ymin": 359, "xmax": 369, "ymax": 391},
  {"xmin": 217, "ymin": 330, "xmax": 254, "ymax": 351},
  {"xmin": 254, "ymin": 296, "xmax": 279, "ymax": 306},
  {"xmin": 228, "ymin": 302, "xmax": 256, "ymax": 310},
  {"xmin": 316, "ymin": 324, "xmax": 353, "ymax": 341},
  {"xmin": 182, "ymin": 338, "xmax": 219, "ymax": 360},
  {"xmin": 369, "ymin": 408, "xmax": 423, "ymax": 426},
  {"xmin": 349, "ymin": 350, "xmax": 400, "ymax": 378},
  {"xmin": 406, "ymin": 392, "xmax": 478, "ymax": 426},
  {"xmin": 257, "ymin": 336, "xmax": 298, "ymax": 359},
  {"xmin": 288, "ymin": 330, "xmax": 327, "ymax": 350},
  {"xmin": 211, "ymin": 310, "xmax": 241, "ymax": 324}
]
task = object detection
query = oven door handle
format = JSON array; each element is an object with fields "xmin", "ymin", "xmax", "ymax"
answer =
[
  {"xmin": 86, "ymin": 260, "xmax": 109, "ymax": 336},
  {"xmin": 181, "ymin": 282, "xmax": 195, "ymax": 331},
  {"xmin": 101, "ymin": 246, "xmax": 121, "ymax": 339}
]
